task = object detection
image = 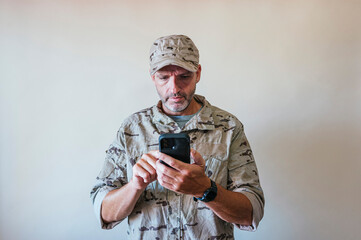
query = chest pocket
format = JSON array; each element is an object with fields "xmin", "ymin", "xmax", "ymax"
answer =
[
  {"xmin": 125, "ymin": 135, "xmax": 159, "ymax": 183},
  {"xmin": 193, "ymin": 142, "xmax": 229, "ymax": 188}
]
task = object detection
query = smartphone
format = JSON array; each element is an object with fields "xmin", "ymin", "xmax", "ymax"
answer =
[{"xmin": 159, "ymin": 133, "xmax": 190, "ymax": 167}]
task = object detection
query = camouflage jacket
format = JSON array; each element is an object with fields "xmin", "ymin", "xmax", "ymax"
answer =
[{"xmin": 90, "ymin": 95, "xmax": 264, "ymax": 240}]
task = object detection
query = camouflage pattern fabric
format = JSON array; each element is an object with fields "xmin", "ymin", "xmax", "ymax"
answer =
[
  {"xmin": 90, "ymin": 95, "xmax": 265, "ymax": 240},
  {"xmin": 149, "ymin": 34, "xmax": 199, "ymax": 75}
]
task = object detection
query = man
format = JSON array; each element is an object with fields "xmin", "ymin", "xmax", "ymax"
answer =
[{"xmin": 90, "ymin": 35, "xmax": 265, "ymax": 239}]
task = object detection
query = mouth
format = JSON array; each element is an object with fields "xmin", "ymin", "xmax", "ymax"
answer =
[{"xmin": 168, "ymin": 96, "xmax": 184, "ymax": 103}]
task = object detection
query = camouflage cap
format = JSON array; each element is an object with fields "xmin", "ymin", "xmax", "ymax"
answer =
[{"xmin": 149, "ymin": 35, "xmax": 199, "ymax": 75}]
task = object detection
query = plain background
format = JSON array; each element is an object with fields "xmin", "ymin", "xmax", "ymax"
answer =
[{"xmin": 1, "ymin": 0, "xmax": 360, "ymax": 239}]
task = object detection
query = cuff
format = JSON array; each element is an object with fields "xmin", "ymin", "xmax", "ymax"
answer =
[
  {"xmin": 233, "ymin": 191, "xmax": 264, "ymax": 231},
  {"xmin": 93, "ymin": 187, "xmax": 123, "ymax": 230}
]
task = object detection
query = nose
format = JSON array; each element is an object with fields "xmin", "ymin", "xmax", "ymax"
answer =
[{"xmin": 168, "ymin": 76, "xmax": 180, "ymax": 94}]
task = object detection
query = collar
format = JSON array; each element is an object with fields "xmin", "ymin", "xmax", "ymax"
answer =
[{"xmin": 152, "ymin": 94, "xmax": 215, "ymax": 131}]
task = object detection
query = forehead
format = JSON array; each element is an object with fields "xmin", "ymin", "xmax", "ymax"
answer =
[{"xmin": 156, "ymin": 65, "xmax": 192, "ymax": 75}]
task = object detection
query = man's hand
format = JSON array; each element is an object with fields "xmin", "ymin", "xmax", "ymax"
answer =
[
  {"xmin": 131, "ymin": 151, "xmax": 158, "ymax": 190},
  {"xmin": 154, "ymin": 149, "xmax": 210, "ymax": 197},
  {"xmin": 101, "ymin": 152, "xmax": 157, "ymax": 223}
]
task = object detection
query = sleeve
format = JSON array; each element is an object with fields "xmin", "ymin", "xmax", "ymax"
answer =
[
  {"xmin": 90, "ymin": 128, "xmax": 128, "ymax": 229},
  {"xmin": 227, "ymin": 121, "xmax": 265, "ymax": 231}
]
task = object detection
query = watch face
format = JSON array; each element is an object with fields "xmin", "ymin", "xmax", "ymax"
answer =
[{"xmin": 206, "ymin": 190, "xmax": 217, "ymax": 201}]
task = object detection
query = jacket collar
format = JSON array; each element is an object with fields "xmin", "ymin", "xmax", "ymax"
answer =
[{"xmin": 152, "ymin": 94, "xmax": 215, "ymax": 131}]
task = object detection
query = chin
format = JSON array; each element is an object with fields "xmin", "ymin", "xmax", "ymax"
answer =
[{"xmin": 166, "ymin": 103, "xmax": 188, "ymax": 113}]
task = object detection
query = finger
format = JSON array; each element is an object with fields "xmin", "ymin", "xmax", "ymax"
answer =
[
  {"xmin": 133, "ymin": 175, "xmax": 146, "ymax": 185},
  {"xmin": 158, "ymin": 180, "xmax": 175, "ymax": 191},
  {"xmin": 134, "ymin": 160, "xmax": 157, "ymax": 183},
  {"xmin": 147, "ymin": 150, "xmax": 160, "ymax": 158},
  {"xmin": 141, "ymin": 153, "xmax": 157, "ymax": 169},
  {"xmin": 133, "ymin": 164, "xmax": 152, "ymax": 183},
  {"xmin": 157, "ymin": 152, "xmax": 186, "ymax": 171},
  {"xmin": 139, "ymin": 159, "xmax": 157, "ymax": 177},
  {"xmin": 190, "ymin": 149, "xmax": 205, "ymax": 167},
  {"xmin": 157, "ymin": 173, "xmax": 176, "ymax": 190},
  {"xmin": 155, "ymin": 160, "xmax": 179, "ymax": 181}
]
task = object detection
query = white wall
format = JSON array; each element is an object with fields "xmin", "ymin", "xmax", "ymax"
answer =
[{"xmin": 1, "ymin": 0, "xmax": 360, "ymax": 239}]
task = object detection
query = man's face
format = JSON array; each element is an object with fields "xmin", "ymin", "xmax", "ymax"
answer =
[{"xmin": 152, "ymin": 65, "xmax": 201, "ymax": 115}]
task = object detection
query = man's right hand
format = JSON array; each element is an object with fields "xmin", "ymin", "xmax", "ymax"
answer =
[
  {"xmin": 101, "ymin": 151, "xmax": 158, "ymax": 223},
  {"xmin": 130, "ymin": 151, "xmax": 158, "ymax": 190}
]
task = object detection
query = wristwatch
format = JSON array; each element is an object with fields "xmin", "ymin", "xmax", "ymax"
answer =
[{"xmin": 193, "ymin": 179, "xmax": 217, "ymax": 202}]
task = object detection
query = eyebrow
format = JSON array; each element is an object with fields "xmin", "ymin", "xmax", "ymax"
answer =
[
  {"xmin": 156, "ymin": 73, "xmax": 169, "ymax": 78},
  {"xmin": 157, "ymin": 71, "xmax": 192, "ymax": 76}
]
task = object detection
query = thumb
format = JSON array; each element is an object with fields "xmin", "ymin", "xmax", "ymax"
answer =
[{"xmin": 191, "ymin": 149, "xmax": 205, "ymax": 168}]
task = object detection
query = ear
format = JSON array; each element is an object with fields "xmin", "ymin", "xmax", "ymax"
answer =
[
  {"xmin": 150, "ymin": 70, "xmax": 155, "ymax": 83},
  {"xmin": 195, "ymin": 64, "xmax": 201, "ymax": 83}
]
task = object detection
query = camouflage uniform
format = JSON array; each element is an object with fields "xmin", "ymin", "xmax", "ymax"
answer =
[{"xmin": 90, "ymin": 95, "xmax": 264, "ymax": 240}]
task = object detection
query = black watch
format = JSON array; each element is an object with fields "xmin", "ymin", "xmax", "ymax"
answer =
[{"xmin": 193, "ymin": 179, "xmax": 217, "ymax": 202}]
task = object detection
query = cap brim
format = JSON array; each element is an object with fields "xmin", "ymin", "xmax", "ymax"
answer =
[{"xmin": 150, "ymin": 57, "xmax": 198, "ymax": 75}]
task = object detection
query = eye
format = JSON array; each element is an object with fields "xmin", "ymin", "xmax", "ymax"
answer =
[
  {"xmin": 158, "ymin": 76, "xmax": 169, "ymax": 80},
  {"xmin": 180, "ymin": 75, "xmax": 191, "ymax": 79}
]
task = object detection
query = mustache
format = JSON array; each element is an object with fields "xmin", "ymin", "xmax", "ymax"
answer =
[{"xmin": 166, "ymin": 92, "xmax": 186, "ymax": 100}]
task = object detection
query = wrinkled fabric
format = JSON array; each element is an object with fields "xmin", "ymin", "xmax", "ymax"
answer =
[{"xmin": 90, "ymin": 95, "xmax": 265, "ymax": 240}]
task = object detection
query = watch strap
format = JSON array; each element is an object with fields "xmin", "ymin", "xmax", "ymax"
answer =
[{"xmin": 193, "ymin": 179, "xmax": 217, "ymax": 202}]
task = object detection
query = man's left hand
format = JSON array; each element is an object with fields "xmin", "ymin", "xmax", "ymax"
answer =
[{"xmin": 152, "ymin": 149, "xmax": 210, "ymax": 197}]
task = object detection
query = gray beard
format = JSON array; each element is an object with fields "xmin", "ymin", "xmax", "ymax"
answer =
[{"xmin": 159, "ymin": 87, "xmax": 196, "ymax": 113}]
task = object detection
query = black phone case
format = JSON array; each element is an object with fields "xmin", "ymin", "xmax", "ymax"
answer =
[{"xmin": 159, "ymin": 133, "xmax": 190, "ymax": 164}]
